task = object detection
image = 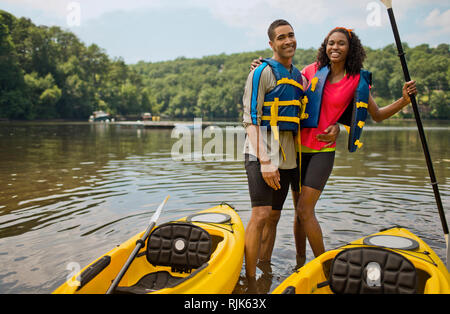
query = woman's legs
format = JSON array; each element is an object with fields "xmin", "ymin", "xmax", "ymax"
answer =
[
  {"xmin": 296, "ymin": 186, "xmax": 325, "ymax": 257},
  {"xmin": 296, "ymin": 151, "xmax": 335, "ymax": 258},
  {"xmin": 293, "ymin": 191, "xmax": 307, "ymax": 266}
]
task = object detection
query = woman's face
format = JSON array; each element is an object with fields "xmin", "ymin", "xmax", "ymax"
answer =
[{"xmin": 326, "ymin": 31, "xmax": 349, "ymax": 64}]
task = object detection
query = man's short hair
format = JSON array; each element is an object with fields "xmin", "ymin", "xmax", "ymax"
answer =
[{"xmin": 268, "ymin": 19, "xmax": 293, "ymax": 41}]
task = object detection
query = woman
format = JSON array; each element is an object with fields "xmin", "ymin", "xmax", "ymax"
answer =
[{"xmin": 252, "ymin": 27, "xmax": 417, "ymax": 263}]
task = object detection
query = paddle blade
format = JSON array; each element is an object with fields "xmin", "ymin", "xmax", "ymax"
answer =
[
  {"xmin": 380, "ymin": 0, "xmax": 393, "ymax": 8},
  {"xmin": 150, "ymin": 195, "xmax": 170, "ymax": 225}
]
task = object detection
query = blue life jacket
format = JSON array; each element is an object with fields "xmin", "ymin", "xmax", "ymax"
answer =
[
  {"xmin": 301, "ymin": 65, "xmax": 372, "ymax": 152},
  {"xmin": 250, "ymin": 58, "xmax": 306, "ymax": 139}
]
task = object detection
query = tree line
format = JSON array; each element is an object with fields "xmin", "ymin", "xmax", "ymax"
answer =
[{"xmin": 1, "ymin": 10, "xmax": 449, "ymax": 121}]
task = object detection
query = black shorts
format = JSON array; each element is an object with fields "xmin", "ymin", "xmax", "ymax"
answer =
[
  {"xmin": 245, "ymin": 154, "xmax": 300, "ymax": 210},
  {"xmin": 301, "ymin": 151, "xmax": 335, "ymax": 191}
]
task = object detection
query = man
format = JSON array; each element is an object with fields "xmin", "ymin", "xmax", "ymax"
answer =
[{"xmin": 242, "ymin": 19, "xmax": 339, "ymax": 281}]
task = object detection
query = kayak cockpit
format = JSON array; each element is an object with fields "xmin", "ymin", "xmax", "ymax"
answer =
[
  {"xmin": 282, "ymin": 247, "xmax": 436, "ymax": 294},
  {"xmin": 278, "ymin": 228, "xmax": 450, "ymax": 294},
  {"xmin": 114, "ymin": 263, "xmax": 210, "ymax": 294},
  {"xmin": 114, "ymin": 222, "xmax": 223, "ymax": 294},
  {"xmin": 312, "ymin": 247, "xmax": 418, "ymax": 294}
]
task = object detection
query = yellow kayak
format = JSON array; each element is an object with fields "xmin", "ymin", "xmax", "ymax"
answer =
[
  {"xmin": 273, "ymin": 228, "xmax": 450, "ymax": 294},
  {"xmin": 53, "ymin": 203, "xmax": 245, "ymax": 294}
]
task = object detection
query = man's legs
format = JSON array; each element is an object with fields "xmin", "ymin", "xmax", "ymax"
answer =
[
  {"xmin": 258, "ymin": 167, "xmax": 294, "ymax": 262},
  {"xmin": 259, "ymin": 209, "xmax": 281, "ymax": 262},
  {"xmin": 245, "ymin": 205, "xmax": 272, "ymax": 278}
]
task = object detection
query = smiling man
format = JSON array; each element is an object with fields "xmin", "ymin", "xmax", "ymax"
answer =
[
  {"xmin": 242, "ymin": 19, "xmax": 305, "ymax": 281},
  {"xmin": 242, "ymin": 21, "xmax": 342, "ymax": 285}
]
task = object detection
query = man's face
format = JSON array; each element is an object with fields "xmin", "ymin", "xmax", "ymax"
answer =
[{"xmin": 269, "ymin": 25, "xmax": 297, "ymax": 60}]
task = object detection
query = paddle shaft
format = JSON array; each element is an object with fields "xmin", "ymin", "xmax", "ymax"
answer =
[
  {"xmin": 105, "ymin": 221, "xmax": 156, "ymax": 294},
  {"xmin": 105, "ymin": 196, "xmax": 169, "ymax": 294},
  {"xmin": 384, "ymin": 7, "xmax": 448, "ymax": 238}
]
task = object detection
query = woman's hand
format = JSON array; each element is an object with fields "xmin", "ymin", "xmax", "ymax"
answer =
[
  {"xmin": 402, "ymin": 80, "xmax": 417, "ymax": 103},
  {"xmin": 316, "ymin": 124, "xmax": 340, "ymax": 147},
  {"xmin": 250, "ymin": 57, "xmax": 263, "ymax": 71}
]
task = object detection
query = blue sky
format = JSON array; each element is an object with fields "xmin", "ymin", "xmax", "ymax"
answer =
[{"xmin": 1, "ymin": 0, "xmax": 449, "ymax": 64}]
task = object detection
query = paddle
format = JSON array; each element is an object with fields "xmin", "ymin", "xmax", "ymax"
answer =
[
  {"xmin": 105, "ymin": 195, "xmax": 170, "ymax": 294},
  {"xmin": 380, "ymin": 0, "xmax": 449, "ymax": 270}
]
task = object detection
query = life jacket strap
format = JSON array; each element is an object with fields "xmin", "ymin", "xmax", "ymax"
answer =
[
  {"xmin": 261, "ymin": 97, "xmax": 301, "ymax": 126},
  {"xmin": 261, "ymin": 98, "xmax": 292, "ymax": 162},
  {"xmin": 261, "ymin": 116, "xmax": 301, "ymax": 124},
  {"xmin": 354, "ymin": 139, "xmax": 364, "ymax": 148},
  {"xmin": 279, "ymin": 142, "xmax": 287, "ymax": 161},
  {"xmin": 300, "ymin": 96, "xmax": 309, "ymax": 120},
  {"xmin": 270, "ymin": 98, "xmax": 280, "ymax": 141},
  {"xmin": 276, "ymin": 78, "xmax": 304, "ymax": 91},
  {"xmin": 310, "ymin": 77, "xmax": 319, "ymax": 92},
  {"xmin": 356, "ymin": 101, "xmax": 368, "ymax": 109},
  {"xmin": 263, "ymin": 100, "xmax": 301, "ymax": 107}
]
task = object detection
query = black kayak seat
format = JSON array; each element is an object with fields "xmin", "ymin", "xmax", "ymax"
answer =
[
  {"xmin": 115, "ymin": 222, "xmax": 211, "ymax": 294},
  {"xmin": 318, "ymin": 247, "xmax": 417, "ymax": 294}
]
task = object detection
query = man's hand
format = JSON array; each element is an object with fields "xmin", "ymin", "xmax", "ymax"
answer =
[
  {"xmin": 260, "ymin": 162, "xmax": 281, "ymax": 190},
  {"xmin": 316, "ymin": 124, "xmax": 340, "ymax": 148}
]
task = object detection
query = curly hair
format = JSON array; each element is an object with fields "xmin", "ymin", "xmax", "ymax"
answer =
[{"xmin": 316, "ymin": 28, "xmax": 366, "ymax": 76}]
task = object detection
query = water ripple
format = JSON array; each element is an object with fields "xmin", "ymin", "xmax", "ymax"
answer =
[{"xmin": 0, "ymin": 122, "xmax": 448, "ymax": 293}]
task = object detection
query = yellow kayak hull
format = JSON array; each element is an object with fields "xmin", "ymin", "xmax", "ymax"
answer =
[
  {"xmin": 273, "ymin": 228, "xmax": 450, "ymax": 294},
  {"xmin": 53, "ymin": 204, "xmax": 245, "ymax": 294}
]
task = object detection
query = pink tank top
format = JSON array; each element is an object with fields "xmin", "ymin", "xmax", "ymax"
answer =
[{"xmin": 301, "ymin": 63, "xmax": 361, "ymax": 151}]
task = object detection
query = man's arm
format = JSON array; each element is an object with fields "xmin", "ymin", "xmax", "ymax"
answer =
[
  {"xmin": 245, "ymin": 124, "xmax": 281, "ymax": 190},
  {"xmin": 243, "ymin": 66, "xmax": 281, "ymax": 190},
  {"xmin": 316, "ymin": 124, "xmax": 340, "ymax": 147}
]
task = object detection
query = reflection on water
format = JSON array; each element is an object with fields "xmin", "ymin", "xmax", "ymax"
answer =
[{"xmin": 0, "ymin": 121, "xmax": 448, "ymax": 293}]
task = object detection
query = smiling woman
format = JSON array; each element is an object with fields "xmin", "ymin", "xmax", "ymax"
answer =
[
  {"xmin": 294, "ymin": 26, "xmax": 417, "ymax": 264},
  {"xmin": 317, "ymin": 27, "xmax": 365, "ymax": 77}
]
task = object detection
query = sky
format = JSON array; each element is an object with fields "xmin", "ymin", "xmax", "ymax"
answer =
[{"xmin": 1, "ymin": 0, "xmax": 449, "ymax": 64}]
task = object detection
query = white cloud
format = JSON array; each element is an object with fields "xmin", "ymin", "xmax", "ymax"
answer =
[
  {"xmin": 4, "ymin": 0, "xmax": 447, "ymax": 31},
  {"xmin": 407, "ymin": 8, "xmax": 450, "ymax": 45},
  {"xmin": 1, "ymin": 0, "xmax": 69, "ymax": 16},
  {"xmin": 188, "ymin": 0, "xmax": 392, "ymax": 34},
  {"xmin": 2, "ymin": 0, "xmax": 448, "ymax": 61},
  {"xmin": 424, "ymin": 9, "xmax": 450, "ymax": 30},
  {"xmin": 0, "ymin": 0, "xmax": 171, "ymax": 20}
]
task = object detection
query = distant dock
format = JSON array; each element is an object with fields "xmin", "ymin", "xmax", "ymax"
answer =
[{"xmin": 114, "ymin": 120, "xmax": 241, "ymax": 129}]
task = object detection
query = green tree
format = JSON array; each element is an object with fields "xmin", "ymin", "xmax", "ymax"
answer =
[
  {"xmin": 24, "ymin": 72, "xmax": 61, "ymax": 119},
  {"xmin": 1, "ymin": 9, "xmax": 449, "ymax": 121},
  {"xmin": 0, "ymin": 11, "xmax": 30, "ymax": 119},
  {"xmin": 430, "ymin": 91, "xmax": 449, "ymax": 119}
]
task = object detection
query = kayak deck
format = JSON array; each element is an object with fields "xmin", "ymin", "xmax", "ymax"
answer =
[{"xmin": 273, "ymin": 228, "xmax": 450, "ymax": 294}]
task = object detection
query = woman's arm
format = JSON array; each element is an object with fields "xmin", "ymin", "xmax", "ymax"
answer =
[
  {"xmin": 250, "ymin": 57, "xmax": 263, "ymax": 71},
  {"xmin": 368, "ymin": 80, "xmax": 417, "ymax": 122}
]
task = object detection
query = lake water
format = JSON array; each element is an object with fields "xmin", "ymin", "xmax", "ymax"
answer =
[{"xmin": 0, "ymin": 120, "xmax": 448, "ymax": 294}]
